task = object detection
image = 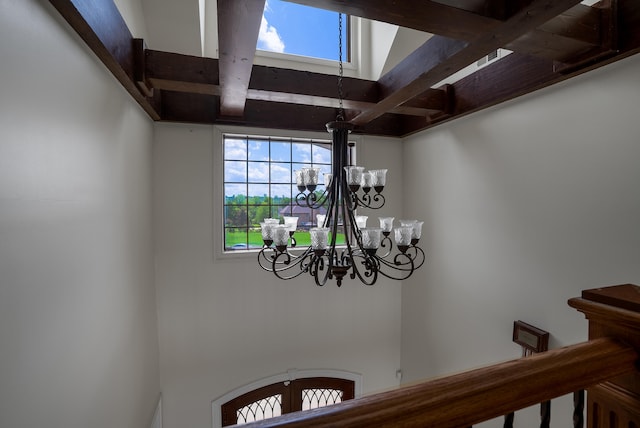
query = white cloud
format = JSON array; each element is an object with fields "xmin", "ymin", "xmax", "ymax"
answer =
[
  {"xmin": 225, "ymin": 140, "xmax": 247, "ymax": 159},
  {"xmin": 270, "ymin": 164, "xmax": 290, "ymax": 182},
  {"xmin": 312, "ymin": 145, "xmax": 331, "ymax": 164},
  {"xmin": 258, "ymin": 16, "xmax": 285, "ymax": 53}
]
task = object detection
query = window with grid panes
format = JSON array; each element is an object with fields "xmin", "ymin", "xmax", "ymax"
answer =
[{"xmin": 223, "ymin": 134, "xmax": 334, "ymax": 251}]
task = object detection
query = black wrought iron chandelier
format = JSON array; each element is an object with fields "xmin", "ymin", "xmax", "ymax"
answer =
[{"xmin": 257, "ymin": 13, "xmax": 425, "ymax": 286}]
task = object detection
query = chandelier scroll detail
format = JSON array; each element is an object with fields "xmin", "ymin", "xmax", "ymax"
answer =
[{"xmin": 256, "ymin": 13, "xmax": 425, "ymax": 286}]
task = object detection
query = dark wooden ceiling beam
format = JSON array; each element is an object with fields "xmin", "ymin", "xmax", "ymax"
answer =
[
  {"xmin": 409, "ymin": 2, "xmax": 640, "ymax": 135},
  {"xmin": 248, "ymin": 66, "xmax": 379, "ymax": 103},
  {"xmin": 283, "ymin": 0, "xmax": 500, "ymax": 41},
  {"xmin": 159, "ymin": 91, "xmax": 218, "ymax": 124},
  {"xmin": 506, "ymin": 3, "xmax": 612, "ymax": 62},
  {"xmin": 619, "ymin": 0, "xmax": 640, "ymax": 50},
  {"xmin": 48, "ymin": 0, "xmax": 160, "ymax": 119},
  {"xmin": 145, "ymin": 50, "xmax": 377, "ymax": 102},
  {"xmin": 144, "ymin": 49, "xmax": 448, "ymax": 118},
  {"xmin": 160, "ymin": 95, "xmax": 406, "ymax": 136},
  {"xmin": 345, "ymin": 36, "xmax": 468, "ymax": 124},
  {"xmin": 217, "ymin": 0, "xmax": 265, "ymax": 116},
  {"xmin": 451, "ymin": 53, "xmax": 561, "ymax": 117},
  {"xmin": 147, "ymin": 80, "xmax": 444, "ymax": 119},
  {"xmin": 246, "ymin": 89, "xmax": 439, "ymax": 116},
  {"xmin": 148, "ymin": 78, "xmax": 221, "ymax": 96},
  {"xmin": 145, "ymin": 50, "xmax": 220, "ymax": 85},
  {"xmin": 351, "ymin": 0, "xmax": 586, "ymax": 125},
  {"xmin": 425, "ymin": 0, "xmax": 508, "ymax": 17},
  {"xmin": 46, "ymin": 0, "xmax": 640, "ymax": 137},
  {"xmin": 149, "ymin": 79, "xmax": 441, "ymax": 118},
  {"xmin": 534, "ymin": 4, "xmax": 602, "ymax": 45},
  {"xmin": 284, "ymin": 0, "xmax": 606, "ymax": 59},
  {"xmin": 240, "ymin": 101, "xmax": 406, "ymax": 136}
]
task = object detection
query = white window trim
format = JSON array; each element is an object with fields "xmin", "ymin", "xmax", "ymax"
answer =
[
  {"xmin": 210, "ymin": 368, "xmax": 363, "ymax": 428},
  {"xmin": 213, "ymin": 125, "xmax": 361, "ymax": 261},
  {"xmin": 253, "ymin": 16, "xmax": 362, "ymax": 78}
]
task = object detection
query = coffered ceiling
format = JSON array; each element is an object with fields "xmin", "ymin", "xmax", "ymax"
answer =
[{"xmin": 49, "ymin": 0, "xmax": 640, "ymax": 136}]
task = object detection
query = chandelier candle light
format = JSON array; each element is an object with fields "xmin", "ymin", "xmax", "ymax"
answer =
[{"xmin": 256, "ymin": 13, "xmax": 425, "ymax": 286}]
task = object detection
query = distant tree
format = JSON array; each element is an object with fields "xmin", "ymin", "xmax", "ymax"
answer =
[{"xmin": 250, "ymin": 205, "xmax": 271, "ymax": 226}]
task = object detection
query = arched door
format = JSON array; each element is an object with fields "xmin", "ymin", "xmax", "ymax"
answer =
[{"xmin": 221, "ymin": 377, "xmax": 355, "ymax": 426}]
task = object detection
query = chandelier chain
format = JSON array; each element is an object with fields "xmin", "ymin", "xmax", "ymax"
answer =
[{"xmin": 337, "ymin": 13, "xmax": 345, "ymax": 121}]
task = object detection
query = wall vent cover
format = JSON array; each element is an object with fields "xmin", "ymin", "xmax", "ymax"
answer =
[{"xmin": 477, "ymin": 49, "xmax": 499, "ymax": 66}]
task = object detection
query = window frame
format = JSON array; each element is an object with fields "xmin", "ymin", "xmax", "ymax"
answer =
[
  {"xmin": 252, "ymin": 16, "xmax": 361, "ymax": 78},
  {"xmin": 256, "ymin": 10, "xmax": 351, "ymax": 62},
  {"xmin": 213, "ymin": 125, "xmax": 360, "ymax": 261},
  {"xmin": 212, "ymin": 369, "xmax": 363, "ymax": 428},
  {"xmin": 222, "ymin": 134, "xmax": 333, "ymax": 253},
  {"xmin": 221, "ymin": 377, "xmax": 354, "ymax": 426}
]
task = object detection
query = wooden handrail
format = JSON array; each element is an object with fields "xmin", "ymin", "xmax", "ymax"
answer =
[{"xmin": 241, "ymin": 337, "xmax": 637, "ymax": 428}]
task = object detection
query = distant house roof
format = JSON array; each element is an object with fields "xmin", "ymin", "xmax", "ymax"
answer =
[{"xmin": 279, "ymin": 204, "xmax": 326, "ymax": 215}]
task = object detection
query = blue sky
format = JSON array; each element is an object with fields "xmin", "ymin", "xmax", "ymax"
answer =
[
  {"xmin": 257, "ymin": 0, "xmax": 346, "ymax": 61},
  {"xmin": 224, "ymin": 138, "xmax": 332, "ymax": 198}
]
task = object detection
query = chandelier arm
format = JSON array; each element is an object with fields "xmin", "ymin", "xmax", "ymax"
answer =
[
  {"xmin": 311, "ymin": 254, "xmax": 331, "ymax": 286},
  {"xmin": 339, "ymin": 190, "xmax": 358, "ymax": 283},
  {"xmin": 353, "ymin": 192, "xmax": 385, "ymax": 209},
  {"xmin": 257, "ymin": 247, "xmax": 295, "ymax": 272},
  {"xmin": 349, "ymin": 253, "xmax": 379, "ymax": 286},
  {"xmin": 257, "ymin": 247, "xmax": 315, "ymax": 280},
  {"xmin": 374, "ymin": 245, "xmax": 427, "ymax": 281},
  {"xmin": 358, "ymin": 192, "xmax": 373, "ymax": 209},
  {"xmin": 372, "ymin": 192, "xmax": 385, "ymax": 206},
  {"xmin": 345, "ymin": 186, "xmax": 359, "ymax": 211},
  {"xmin": 257, "ymin": 246, "xmax": 311, "ymax": 266},
  {"xmin": 377, "ymin": 235, "xmax": 393, "ymax": 258},
  {"xmin": 315, "ymin": 187, "xmax": 331, "ymax": 208},
  {"xmin": 323, "ymin": 125, "xmax": 345, "ymax": 235},
  {"xmin": 352, "ymin": 192, "xmax": 386, "ymax": 210},
  {"xmin": 257, "ymin": 247, "xmax": 278, "ymax": 271},
  {"xmin": 374, "ymin": 254, "xmax": 417, "ymax": 281},
  {"xmin": 296, "ymin": 187, "xmax": 330, "ymax": 210},
  {"xmin": 404, "ymin": 245, "xmax": 426, "ymax": 270},
  {"xmin": 325, "ymin": 183, "xmax": 339, "ymax": 245},
  {"xmin": 360, "ymin": 192, "xmax": 371, "ymax": 207},
  {"xmin": 324, "ymin": 173, "xmax": 337, "ymax": 229}
]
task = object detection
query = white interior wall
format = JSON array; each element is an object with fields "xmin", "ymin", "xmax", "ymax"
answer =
[
  {"xmin": 367, "ymin": 20, "xmax": 398, "ymax": 80},
  {"xmin": 0, "ymin": 1, "xmax": 160, "ymax": 427},
  {"xmin": 377, "ymin": 27, "xmax": 431, "ymax": 79},
  {"xmin": 401, "ymin": 53, "xmax": 640, "ymax": 427},
  {"xmin": 113, "ymin": 0, "xmax": 149, "ymax": 39},
  {"xmin": 141, "ymin": 0, "xmax": 203, "ymax": 55},
  {"xmin": 9, "ymin": 1, "xmax": 640, "ymax": 426},
  {"xmin": 153, "ymin": 124, "xmax": 404, "ymax": 428}
]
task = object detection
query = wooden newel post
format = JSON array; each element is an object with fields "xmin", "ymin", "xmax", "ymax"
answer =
[{"xmin": 569, "ymin": 284, "xmax": 640, "ymax": 428}]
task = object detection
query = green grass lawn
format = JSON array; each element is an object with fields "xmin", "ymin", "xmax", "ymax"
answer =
[{"xmin": 225, "ymin": 230, "xmax": 344, "ymax": 250}]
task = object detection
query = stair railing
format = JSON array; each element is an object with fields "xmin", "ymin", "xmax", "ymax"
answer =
[{"xmin": 237, "ymin": 284, "xmax": 640, "ymax": 428}]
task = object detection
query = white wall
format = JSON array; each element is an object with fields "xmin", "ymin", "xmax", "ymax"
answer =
[
  {"xmin": 401, "ymin": 54, "xmax": 640, "ymax": 426},
  {"xmin": 0, "ymin": 1, "xmax": 160, "ymax": 427},
  {"xmin": 141, "ymin": 0, "xmax": 203, "ymax": 55},
  {"xmin": 114, "ymin": 0, "xmax": 150, "ymax": 40},
  {"xmin": 153, "ymin": 124, "xmax": 404, "ymax": 428},
  {"xmin": 376, "ymin": 26, "xmax": 431, "ymax": 79}
]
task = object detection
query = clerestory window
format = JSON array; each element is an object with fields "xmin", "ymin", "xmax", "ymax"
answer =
[{"xmin": 257, "ymin": 0, "xmax": 350, "ymax": 62}]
